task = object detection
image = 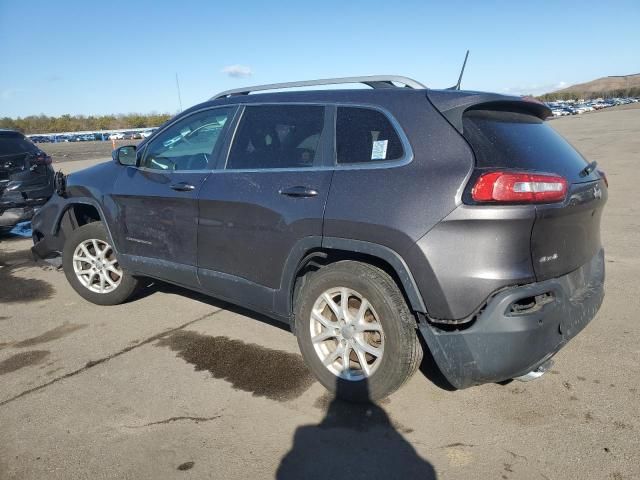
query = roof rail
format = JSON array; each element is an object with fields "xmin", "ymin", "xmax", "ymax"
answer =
[{"xmin": 211, "ymin": 75, "xmax": 426, "ymax": 100}]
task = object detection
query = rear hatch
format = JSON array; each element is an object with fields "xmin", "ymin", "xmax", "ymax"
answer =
[
  {"xmin": 428, "ymin": 90, "xmax": 607, "ymax": 282},
  {"xmin": 461, "ymin": 108, "xmax": 606, "ymax": 281},
  {"xmin": 1, "ymin": 133, "xmax": 33, "ymax": 186},
  {"xmin": 0, "ymin": 131, "xmax": 51, "ymax": 202}
]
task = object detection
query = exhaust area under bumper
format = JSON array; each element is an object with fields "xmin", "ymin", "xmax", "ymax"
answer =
[{"xmin": 514, "ymin": 358, "xmax": 554, "ymax": 382}]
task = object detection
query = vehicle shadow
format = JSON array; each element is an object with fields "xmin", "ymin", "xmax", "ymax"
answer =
[
  {"xmin": 0, "ymin": 236, "xmax": 55, "ymax": 304},
  {"xmin": 417, "ymin": 335, "xmax": 456, "ymax": 392},
  {"xmin": 135, "ymin": 279, "xmax": 457, "ymax": 389},
  {"xmin": 132, "ymin": 279, "xmax": 291, "ymax": 332},
  {"xmin": 276, "ymin": 379, "xmax": 437, "ymax": 479},
  {"xmin": 0, "ymin": 231, "xmax": 31, "ymax": 243}
]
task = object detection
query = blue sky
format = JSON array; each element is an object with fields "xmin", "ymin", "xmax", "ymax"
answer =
[{"xmin": 1, "ymin": 0, "xmax": 639, "ymax": 117}]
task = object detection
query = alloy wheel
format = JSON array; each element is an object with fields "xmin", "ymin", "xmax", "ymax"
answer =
[
  {"xmin": 72, "ymin": 238, "xmax": 122, "ymax": 294},
  {"xmin": 310, "ymin": 287, "xmax": 385, "ymax": 381}
]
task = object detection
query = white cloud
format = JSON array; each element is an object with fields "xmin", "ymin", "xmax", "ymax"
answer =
[
  {"xmin": 221, "ymin": 64, "xmax": 253, "ymax": 78},
  {"xmin": 1, "ymin": 88, "xmax": 25, "ymax": 101},
  {"xmin": 502, "ymin": 81, "xmax": 568, "ymax": 96}
]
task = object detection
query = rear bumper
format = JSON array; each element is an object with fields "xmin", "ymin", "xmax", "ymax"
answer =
[
  {"xmin": 0, "ymin": 206, "xmax": 36, "ymax": 229},
  {"xmin": 0, "ymin": 170, "xmax": 54, "ymax": 229},
  {"xmin": 418, "ymin": 249, "xmax": 605, "ymax": 389}
]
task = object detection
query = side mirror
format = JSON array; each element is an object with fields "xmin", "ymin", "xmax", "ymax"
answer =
[{"xmin": 112, "ymin": 145, "xmax": 138, "ymax": 166}]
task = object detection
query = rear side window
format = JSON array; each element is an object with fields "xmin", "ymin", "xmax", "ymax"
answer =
[
  {"xmin": 336, "ymin": 107, "xmax": 404, "ymax": 164},
  {"xmin": 227, "ymin": 105, "xmax": 325, "ymax": 170},
  {"xmin": 462, "ymin": 109, "xmax": 589, "ymax": 182},
  {"xmin": 0, "ymin": 133, "xmax": 38, "ymax": 156}
]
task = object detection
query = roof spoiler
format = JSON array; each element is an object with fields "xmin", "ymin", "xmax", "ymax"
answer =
[{"xmin": 427, "ymin": 90, "xmax": 552, "ymax": 133}]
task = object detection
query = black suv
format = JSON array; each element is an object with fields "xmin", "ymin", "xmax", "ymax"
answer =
[
  {"xmin": 31, "ymin": 76, "xmax": 607, "ymax": 401},
  {"xmin": 1, "ymin": 129, "xmax": 55, "ymax": 233}
]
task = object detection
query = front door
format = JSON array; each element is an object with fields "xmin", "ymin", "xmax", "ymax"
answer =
[
  {"xmin": 197, "ymin": 104, "xmax": 333, "ymax": 313},
  {"xmin": 111, "ymin": 106, "xmax": 235, "ymax": 287}
]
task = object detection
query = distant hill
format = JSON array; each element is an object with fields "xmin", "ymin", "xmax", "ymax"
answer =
[{"xmin": 539, "ymin": 73, "xmax": 640, "ymax": 101}]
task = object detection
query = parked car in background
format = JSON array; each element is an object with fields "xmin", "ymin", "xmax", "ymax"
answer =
[
  {"xmin": 108, "ymin": 132, "xmax": 125, "ymax": 140},
  {"xmin": 0, "ymin": 129, "xmax": 55, "ymax": 232},
  {"xmin": 32, "ymin": 76, "xmax": 607, "ymax": 402},
  {"xmin": 546, "ymin": 96, "xmax": 639, "ymax": 117},
  {"xmin": 29, "ymin": 135, "xmax": 52, "ymax": 143}
]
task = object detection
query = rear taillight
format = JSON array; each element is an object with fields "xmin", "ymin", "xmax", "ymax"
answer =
[
  {"xmin": 597, "ymin": 169, "xmax": 608, "ymax": 188},
  {"xmin": 33, "ymin": 154, "xmax": 52, "ymax": 165},
  {"xmin": 471, "ymin": 171, "xmax": 568, "ymax": 204}
]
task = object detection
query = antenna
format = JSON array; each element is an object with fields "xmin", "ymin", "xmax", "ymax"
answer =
[
  {"xmin": 175, "ymin": 73, "xmax": 183, "ymax": 112},
  {"xmin": 453, "ymin": 50, "xmax": 470, "ymax": 90}
]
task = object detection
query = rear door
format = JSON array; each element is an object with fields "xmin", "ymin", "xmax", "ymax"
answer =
[
  {"xmin": 197, "ymin": 104, "xmax": 333, "ymax": 313},
  {"xmin": 461, "ymin": 109, "xmax": 607, "ymax": 281},
  {"xmin": 111, "ymin": 106, "xmax": 235, "ymax": 287}
]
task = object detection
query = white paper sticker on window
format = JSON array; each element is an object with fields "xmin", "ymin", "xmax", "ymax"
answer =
[{"xmin": 371, "ymin": 139, "xmax": 388, "ymax": 160}]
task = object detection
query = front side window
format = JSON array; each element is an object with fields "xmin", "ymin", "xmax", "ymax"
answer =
[
  {"xmin": 141, "ymin": 107, "xmax": 233, "ymax": 171},
  {"xmin": 336, "ymin": 107, "xmax": 404, "ymax": 164},
  {"xmin": 226, "ymin": 105, "xmax": 325, "ymax": 170}
]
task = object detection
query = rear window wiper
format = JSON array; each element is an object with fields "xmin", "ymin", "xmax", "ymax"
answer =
[{"xmin": 580, "ymin": 160, "xmax": 597, "ymax": 177}]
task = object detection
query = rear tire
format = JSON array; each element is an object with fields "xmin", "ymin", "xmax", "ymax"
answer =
[
  {"xmin": 294, "ymin": 261, "xmax": 422, "ymax": 402},
  {"xmin": 62, "ymin": 221, "xmax": 138, "ymax": 305}
]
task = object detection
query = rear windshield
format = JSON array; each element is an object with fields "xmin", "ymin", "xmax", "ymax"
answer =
[
  {"xmin": 0, "ymin": 133, "xmax": 38, "ymax": 156},
  {"xmin": 462, "ymin": 110, "xmax": 592, "ymax": 182}
]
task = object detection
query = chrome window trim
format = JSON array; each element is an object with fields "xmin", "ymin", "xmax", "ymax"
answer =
[
  {"xmin": 136, "ymin": 167, "xmax": 213, "ymax": 174},
  {"xmin": 218, "ymin": 102, "xmax": 413, "ymax": 173}
]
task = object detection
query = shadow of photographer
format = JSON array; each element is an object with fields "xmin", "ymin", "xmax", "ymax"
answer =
[{"xmin": 276, "ymin": 378, "xmax": 436, "ymax": 479}]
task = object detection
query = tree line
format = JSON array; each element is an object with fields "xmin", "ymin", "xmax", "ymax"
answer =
[
  {"xmin": 0, "ymin": 113, "xmax": 173, "ymax": 134},
  {"xmin": 4, "ymin": 86, "xmax": 639, "ymax": 133},
  {"xmin": 538, "ymin": 86, "xmax": 640, "ymax": 101}
]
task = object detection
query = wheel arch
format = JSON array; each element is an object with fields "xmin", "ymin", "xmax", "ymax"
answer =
[
  {"xmin": 54, "ymin": 199, "xmax": 120, "ymax": 253},
  {"xmin": 280, "ymin": 237, "xmax": 428, "ymax": 330}
]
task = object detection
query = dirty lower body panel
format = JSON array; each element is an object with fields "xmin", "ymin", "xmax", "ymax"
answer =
[{"xmin": 418, "ymin": 249, "xmax": 605, "ymax": 389}]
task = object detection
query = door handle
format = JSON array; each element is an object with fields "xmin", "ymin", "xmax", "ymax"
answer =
[
  {"xmin": 171, "ymin": 182, "xmax": 196, "ymax": 192},
  {"xmin": 279, "ymin": 186, "xmax": 319, "ymax": 198}
]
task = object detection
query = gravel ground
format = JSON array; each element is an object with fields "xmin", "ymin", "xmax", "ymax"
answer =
[{"xmin": 42, "ymin": 139, "xmax": 141, "ymax": 165}]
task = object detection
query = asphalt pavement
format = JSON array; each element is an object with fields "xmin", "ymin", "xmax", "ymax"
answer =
[{"xmin": 1, "ymin": 108, "xmax": 639, "ymax": 479}]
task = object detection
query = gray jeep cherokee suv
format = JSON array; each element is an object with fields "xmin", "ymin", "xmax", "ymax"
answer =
[{"xmin": 31, "ymin": 76, "xmax": 607, "ymax": 401}]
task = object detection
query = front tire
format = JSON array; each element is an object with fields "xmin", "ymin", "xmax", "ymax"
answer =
[
  {"xmin": 62, "ymin": 221, "xmax": 138, "ymax": 305},
  {"xmin": 294, "ymin": 261, "xmax": 422, "ymax": 402}
]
